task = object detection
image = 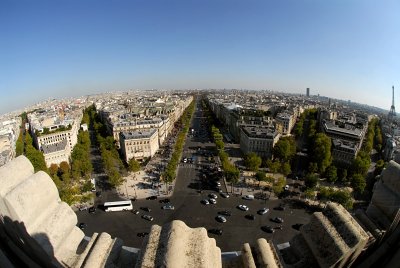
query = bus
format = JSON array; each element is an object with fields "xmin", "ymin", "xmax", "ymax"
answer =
[{"xmin": 104, "ymin": 200, "xmax": 133, "ymax": 212}]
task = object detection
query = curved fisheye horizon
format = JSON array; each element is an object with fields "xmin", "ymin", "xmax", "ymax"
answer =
[{"xmin": 1, "ymin": 0, "xmax": 399, "ymax": 115}]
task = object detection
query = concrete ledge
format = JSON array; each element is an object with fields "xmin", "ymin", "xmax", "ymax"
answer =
[
  {"xmin": 0, "ymin": 156, "xmax": 34, "ymax": 218},
  {"xmin": 83, "ymin": 232, "xmax": 114, "ymax": 268},
  {"xmin": 255, "ymin": 238, "xmax": 279, "ymax": 268},
  {"xmin": 241, "ymin": 243, "xmax": 256, "ymax": 268},
  {"xmin": 4, "ymin": 171, "xmax": 60, "ymax": 225}
]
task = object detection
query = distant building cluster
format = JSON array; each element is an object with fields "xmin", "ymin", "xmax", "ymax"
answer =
[
  {"xmin": 96, "ymin": 92, "xmax": 193, "ymax": 162},
  {"xmin": 207, "ymin": 90, "xmax": 378, "ymax": 168},
  {"xmin": 0, "ymin": 117, "xmax": 21, "ymax": 166}
]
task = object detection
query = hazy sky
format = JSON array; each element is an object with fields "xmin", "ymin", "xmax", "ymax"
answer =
[{"xmin": 1, "ymin": 0, "xmax": 399, "ymax": 114}]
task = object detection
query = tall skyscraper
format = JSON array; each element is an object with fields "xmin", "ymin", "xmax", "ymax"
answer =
[{"xmin": 306, "ymin": 88, "xmax": 310, "ymax": 97}]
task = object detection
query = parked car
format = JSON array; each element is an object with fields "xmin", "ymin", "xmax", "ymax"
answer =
[
  {"xmin": 79, "ymin": 206, "xmax": 88, "ymax": 211},
  {"xmin": 284, "ymin": 185, "xmax": 290, "ymax": 191},
  {"xmin": 208, "ymin": 229, "xmax": 223, "ymax": 235},
  {"xmin": 243, "ymin": 195, "xmax": 255, "ymax": 200},
  {"xmin": 209, "ymin": 198, "xmax": 217, "ymax": 204},
  {"xmin": 162, "ymin": 204, "xmax": 175, "ymax": 210},
  {"xmin": 208, "ymin": 193, "xmax": 218, "ymax": 199},
  {"xmin": 257, "ymin": 208, "xmax": 269, "ymax": 215},
  {"xmin": 78, "ymin": 223, "xmax": 87, "ymax": 230},
  {"xmin": 159, "ymin": 198, "xmax": 170, "ymax": 203},
  {"xmin": 237, "ymin": 205, "xmax": 249, "ymax": 211},
  {"xmin": 218, "ymin": 210, "xmax": 232, "ymax": 216},
  {"xmin": 245, "ymin": 214, "xmax": 256, "ymax": 220},
  {"xmin": 146, "ymin": 195, "xmax": 157, "ymax": 200},
  {"xmin": 220, "ymin": 192, "xmax": 230, "ymax": 198},
  {"xmin": 216, "ymin": 215, "xmax": 227, "ymax": 223},
  {"xmin": 201, "ymin": 199, "xmax": 210, "ymax": 205},
  {"xmin": 142, "ymin": 215, "xmax": 154, "ymax": 221},
  {"xmin": 261, "ymin": 226, "xmax": 275, "ymax": 233},
  {"xmin": 88, "ymin": 207, "xmax": 96, "ymax": 214},
  {"xmin": 271, "ymin": 217, "xmax": 284, "ymax": 223},
  {"xmin": 140, "ymin": 207, "xmax": 151, "ymax": 212},
  {"xmin": 137, "ymin": 232, "xmax": 149, "ymax": 237},
  {"xmin": 132, "ymin": 209, "xmax": 139, "ymax": 215}
]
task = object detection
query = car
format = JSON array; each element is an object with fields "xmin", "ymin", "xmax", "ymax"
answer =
[
  {"xmin": 78, "ymin": 223, "xmax": 87, "ymax": 230},
  {"xmin": 208, "ymin": 229, "xmax": 223, "ymax": 235},
  {"xmin": 237, "ymin": 205, "xmax": 249, "ymax": 211},
  {"xmin": 257, "ymin": 208, "xmax": 269, "ymax": 215},
  {"xmin": 261, "ymin": 226, "xmax": 275, "ymax": 233},
  {"xmin": 146, "ymin": 195, "xmax": 158, "ymax": 200},
  {"xmin": 209, "ymin": 198, "xmax": 217, "ymax": 204},
  {"xmin": 284, "ymin": 185, "xmax": 290, "ymax": 191},
  {"xmin": 215, "ymin": 182, "xmax": 221, "ymax": 187},
  {"xmin": 215, "ymin": 215, "xmax": 227, "ymax": 223},
  {"xmin": 201, "ymin": 199, "xmax": 210, "ymax": 205},
  {"xmin": 220, "ymin": 192, "xmax": 230, "ymax": 198},
  {"xmin": 96, "ymin": 191, "xmax": 102, "ymax": 197},
  {"xmin": 132, "ymin": 209, "xmax": 139, "ymax": 215},
  {"xmin": 218, "ymin": 210, "xmax": 232, "ymax": 216},
  {"xmin": 245, "ymin": 214, "xmax": 256, "ymax": 220},
  {"xmin": 79, "ymin": 206, "xmax": 88, "ymax": 211},
  {"xmin": 141, "ymin": 215, "xmax": 154, "ymax": 221},
  {"xmin": 275, "ymin": 225, "xmax": 283, "ymax": 230},
  {"xmin": 208, "ymin": 193, "xmax": 218, "ymax": 199},
  {"xmin": 271, "ymin": 217, "xmax": 284, "ymax": 223},
  {"xmin": 243, "ymin": 195, "xmax": 255, "ymax": 200},
  {"xmin": 140, "ymin": 207, "xmax": 151, "ymax": 212},
  {"xmin": 162, "ymin": 204, "xmax": 175, "ymax": 210},
  {"xmin": 159, "ymin": 198, "xmax": 170, "ymax": 203},
  {"xmin": 137, "ymin": 232, "xmax": 149, "ymax": 237},
  {"xmin": 88, "ymin": 207, "xmax": 96, "ymax": 213}
]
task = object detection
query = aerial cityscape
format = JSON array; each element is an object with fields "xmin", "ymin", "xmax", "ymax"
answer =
[{"xmin": 0, "ymin": 1, "xmax": 399, "ymax": 268}]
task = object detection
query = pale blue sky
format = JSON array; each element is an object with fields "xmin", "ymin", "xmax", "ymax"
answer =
[{"xmin": 1, "ymin": 0, "xmax": 399, "ymax": 114}]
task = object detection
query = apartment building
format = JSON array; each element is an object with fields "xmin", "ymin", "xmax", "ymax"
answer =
[
  {"xmin": 321, "ymin": 119, "xmax": 367, "ymax": 166},
  {"xmin": 28, "ymin": 108, "xmax": 82, "ymax": 167},
  {"xmin": 41, "ymin": 139, "xmax": 70, "ymax": 167},
  {"xmin": 119, "ymin": 129, "xmax": 159, "ymax": 162},
  {"xmin": 240, "ymin": 125, "xmax": 280, "ymax": 158}
]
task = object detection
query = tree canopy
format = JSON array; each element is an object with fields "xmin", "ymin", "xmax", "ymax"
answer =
[
  {"xmin": 312, "ymin": 133, "xmax": 332, "ymax": 173},
  {"xmin": 273, "ymin": 136, "xmax": 296, "ymax": 162},
  {"xmin": 244, "ymin": 152, "xmax": 262, "ymax": 171}
]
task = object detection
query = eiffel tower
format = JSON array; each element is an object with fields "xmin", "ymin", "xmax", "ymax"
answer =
[{"xmin": 388, "ymin": 86, "xmax": 396, "ymax": 120}]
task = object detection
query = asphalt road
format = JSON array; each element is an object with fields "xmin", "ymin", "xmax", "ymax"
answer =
[{"xmin": 76, "ymin": 98, "xmax": 313, "ymax": 251}]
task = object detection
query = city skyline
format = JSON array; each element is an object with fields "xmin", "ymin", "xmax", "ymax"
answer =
[{"xmin": 1, "ymin": 0, "xmax": 399, "ymax": 115}]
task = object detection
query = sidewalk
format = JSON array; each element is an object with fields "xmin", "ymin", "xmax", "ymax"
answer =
[{"xmin": 117, "ymin": 153, "xmax": 175, "ymax": 200}]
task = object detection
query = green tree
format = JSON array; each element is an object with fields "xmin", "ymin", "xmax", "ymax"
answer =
[
  {"xmin": 255, "ymin": 170, "xmax": 266, "ymax": 186},
  {"xmin": 304, "ymin": 173, "xmax": 318, "ymax": 189},
  {"xmin": 312, "ymin": 133, "xmax": 332, "ymax": 173},
  {"xmin": 244, "ymin": 152, "xmax": 262, "ymax": 172},
  {"xmin": 267, "ymin": 159, "xmax": 281, "ymax": 174},
  {"xmin": 338, "ymin": 168, "xmax": 348, "ymax": 183},
  {"xmin": 308, "ymin": 162, "xmax": 318, "ymax": 173},
  {"xmin": 16, "ymin": 133, "xmax": 24, "ymax": 156},
  {"xmin": 304, "ymin": 188, "xmax": 316, "ymax": 200},
  {"xmin": 49, "ymin": 164, "xmax": 59, "ymax": 177},
  {"xmin": 325, "ymin": 165, "xmax": 338, "ymax": 183},
  {"xmin": 128, "ymin": 158, "xmax": 141, "ymax": 172},
  {"xmin": 272, "ymin": 177, "xmax": 286, "ymax": 196},
  {"xmin": 374, "ymin": 159, "xmax": 385, "ymax": 176},
  {"xmin": 273, "ymin": 136, "xmax": 296, "ymax": 162},
  {"xmin": 351, "ymin": 173, "xmax": 366, "ymax": 193},
  {"xmin": 281, "ymin": 161, "xmax": 291, "ymax": 176}
]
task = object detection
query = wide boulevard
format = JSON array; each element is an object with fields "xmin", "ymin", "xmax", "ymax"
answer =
[{"xmin": 76, "ymin": 98, "xmax": 312, "ymax": 252}]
